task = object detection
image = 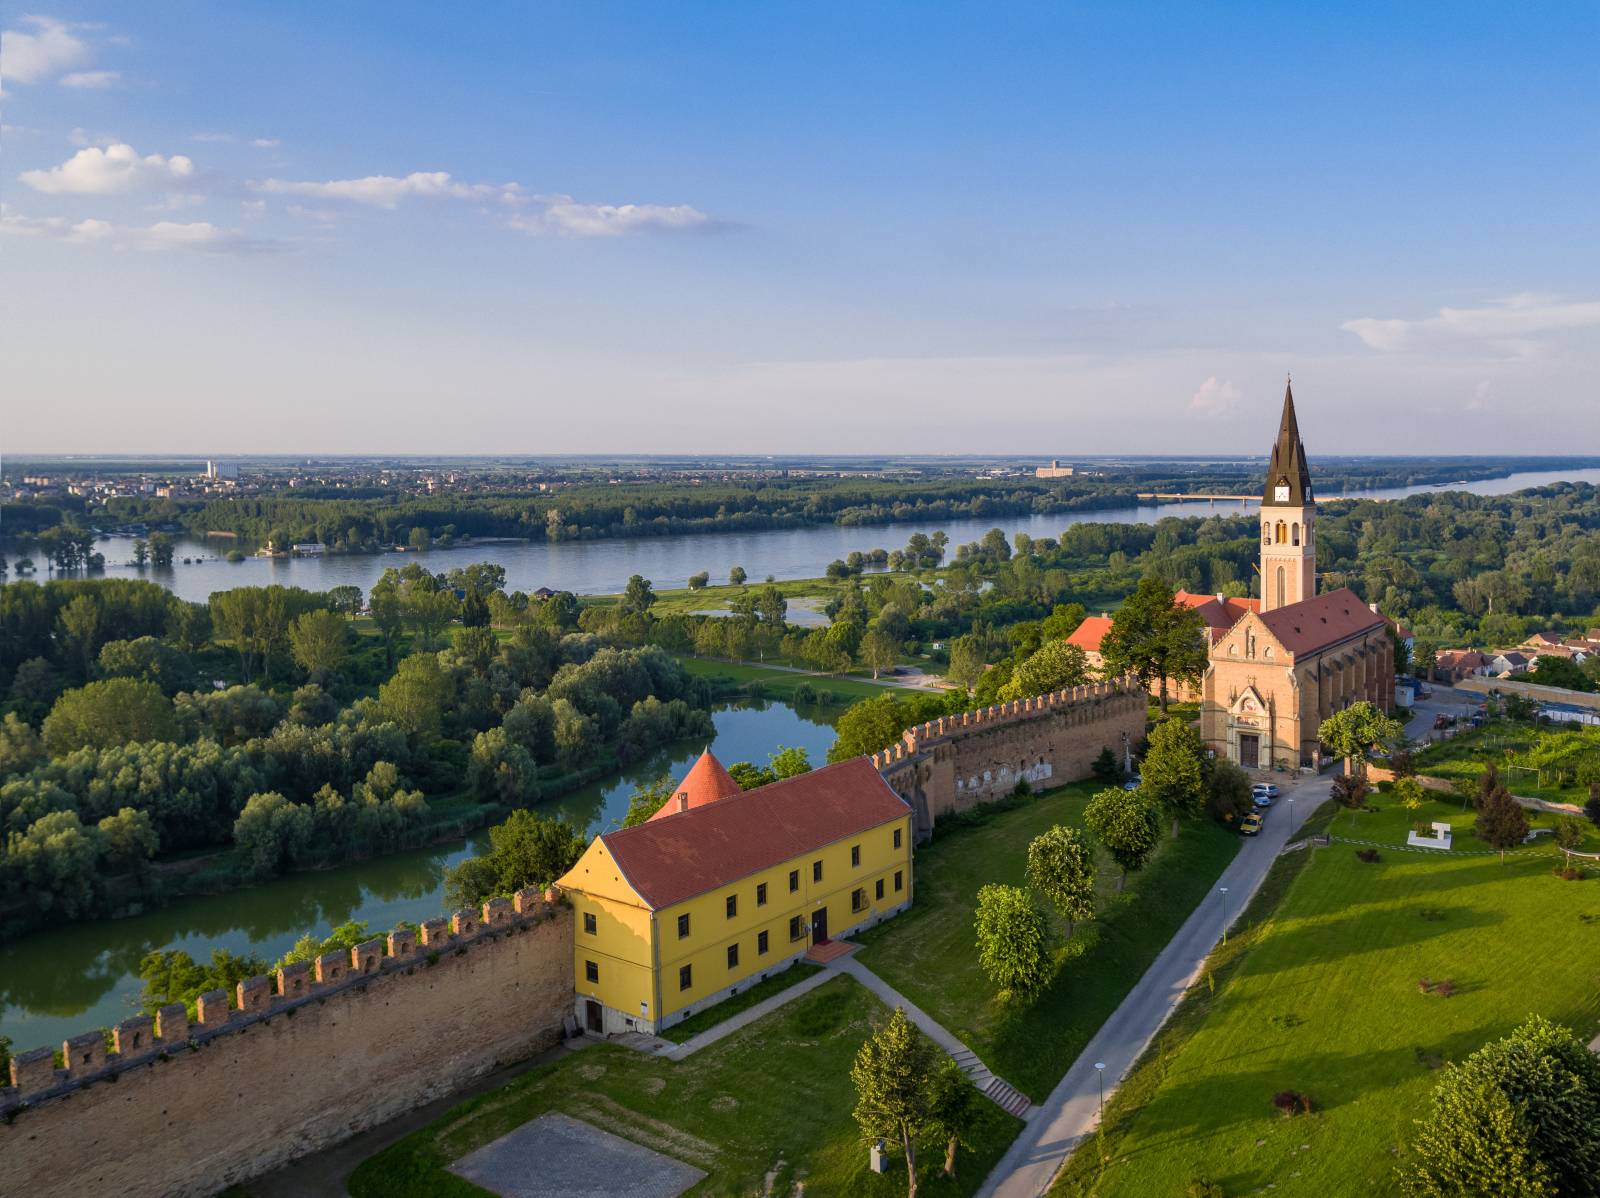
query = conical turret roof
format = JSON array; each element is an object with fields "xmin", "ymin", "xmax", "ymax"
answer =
[
  {"xmin": 1263, "ymin": 379, "xmax": 1313, "ymax": 507},
  {"xmin": 647, "ymin": 748, "xmax": 743, "ymax": 821}
]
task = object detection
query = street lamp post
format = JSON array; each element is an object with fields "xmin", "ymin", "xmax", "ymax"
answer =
[
  {"xmin": 1094, "ymin": 1061, "xmax": 1107, "ymax": 1162},
  {"xmin": 1219, "ymin": 886, "xmax": 1230, "ymax": 946},
  {"xmin": 1287, "ymin": 796, "xmax": 1296, "ymax": 834}
]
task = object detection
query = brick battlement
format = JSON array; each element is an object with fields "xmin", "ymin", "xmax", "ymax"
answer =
[
  {"xmin": 871, "ymin": 681, "xmax": 1146, "ymax": 836},
  {"xmin": 2, "ymin": 886, "xmax": 562, "ymax": 1112}
]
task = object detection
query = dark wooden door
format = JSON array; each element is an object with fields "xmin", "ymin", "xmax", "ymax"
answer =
[
  {"xmin": 584, "ymin": 999, "xmax": 603, "ymax": 1033},
  {"xmin": 811, "ymin": 907, "xmax": 829, "ymax": 944},
  {"xmin": 1239, "ymin": 734, "xmax": 1260, "ymax": 769}
]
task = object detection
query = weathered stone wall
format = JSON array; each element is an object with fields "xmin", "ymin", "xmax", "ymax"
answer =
[
  {"xmin": 873, "ymin": 683, "xmax": 1146, "ymax": 835},
  {"xmin": 1, "ymin": 893, "xmax": 573, "ymax": 1198}
]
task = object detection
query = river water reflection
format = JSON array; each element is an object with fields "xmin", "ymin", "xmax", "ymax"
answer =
[{"xmin": 0, "ymin": 699, "xmax": 836, "ymax": 1052}]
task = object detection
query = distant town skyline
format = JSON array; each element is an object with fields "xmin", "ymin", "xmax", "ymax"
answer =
[{"xmin": 3, "ymin": 3, "xmax": 1597, "ymax": 454}]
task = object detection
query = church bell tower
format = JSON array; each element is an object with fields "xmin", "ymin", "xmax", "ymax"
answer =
[{"xmin": 1260, "ymin": 380, "xmax": 1315, "ymax": 612}]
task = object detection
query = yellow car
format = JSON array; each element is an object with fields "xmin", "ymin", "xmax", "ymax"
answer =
[{"xmin": 1240, "ymin": 812, "xmax": 1264, "ymax": 836}]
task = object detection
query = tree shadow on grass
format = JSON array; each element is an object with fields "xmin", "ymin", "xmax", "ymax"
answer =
[{"xmin": 1237, "ymin": 900, "xmax": 1503, "ymax": 979}]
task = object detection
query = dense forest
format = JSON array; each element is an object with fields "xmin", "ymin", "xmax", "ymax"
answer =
[{"xmin": 0, "ymin": 570, "xmax": 713, "ymax": 938}]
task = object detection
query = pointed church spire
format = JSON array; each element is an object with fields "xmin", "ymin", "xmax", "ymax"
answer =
[{"xmin": 1264, "ymin": 378, "xmax": 1313, "ymax": 506}]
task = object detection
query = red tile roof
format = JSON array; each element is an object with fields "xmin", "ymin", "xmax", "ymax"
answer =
[
  {"xmin": 646, "ymin": 749, "xmax": 742, "ymax": 822},
  {"xmin": 602, "ymin": 756, "xmax": 910, "ymax": 909},
  {"xmin": 1066, "ymin": 615, "xmax": 1113, "ymax": 653},
  {"xmin": 1174, "ymin": 591, "xmax": 1257, "ymax": 642},
  {"xmin": 1255, "ymin": 587, "xmax": 1387, "ymax": 655}
]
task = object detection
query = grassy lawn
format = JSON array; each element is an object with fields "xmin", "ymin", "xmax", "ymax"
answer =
[
  {"xmin": 1337, "ymin": 784, "xmax": 1600, "ymax": 854},
  {"xmin": 1052, "ymin": 795, "xmax": 1600, "ymax": 1198},
  {"xmin": 658, "ymin": 963, "xmax": 824, "ymax": 1044},
  {"xmin": 853, "ymin": 781, "xmax": 1241, "ymax": 1101},
  {"xmin": 673, "ymin": 654, "xmax": 892, "ymax": 704},
  {"xmin": 349, "ymin": 975, "xmax": 1022, "ymax": 1197}
]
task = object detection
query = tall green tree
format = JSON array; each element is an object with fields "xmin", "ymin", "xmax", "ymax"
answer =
[
  {"xmin": 442, "ymin": 809, "xmax": 586, "ymax": 909},
  {"xmin": 1083, "ymin": 786, "xmax": 1162, "ymax": 888},
  {"xmin": 1317, "ymin": 701, "xmax": 1404, "ymax": 776},
  {"xmin": 1026, "ymin": 825, "xmax": 1096, "ymax": 935},
  {"xmin": 1475, "ymin": 783, "xmax": 1529, "ymax": 863},
  {"xmin": 851, "ymin": 1007, "xmax": 941, "ymax": 1198},
  {"xmin": 41, "ymin": 678, "xmax": 177, "ymax": 756},
  {"xmin": 288, "ymin": 608, "xmax": 349, "ymax": 685},
  {"xmin": 1098, "ymin": 577, "xmax": 1207, "ymax": 713},
  {"xmin": 1000, "ymin": 639, "xmax": 1090, "ymax": 701},
  {"xmin": 973, "ymin": 883, "xmax": 1053, "ymax": 1000},
  {"xmin": 728, "ymin": 565, "xmax": 747, "ymax": 586},
  {"xmin": 1141, "ymin": 717, "xmax": 1207, "ymax": 834},
  {"xmin": 1404, "ymin": 1015, "xmax": 1599, "ymax": 1198},
  {"xmin": 926, "ymin": 1058, "xmax": 983, "ymax": 1178}
]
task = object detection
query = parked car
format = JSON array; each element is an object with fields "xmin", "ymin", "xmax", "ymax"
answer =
[
  {"xmin": 1123, "ymin": 776, "xmax": 1141, "ymax": 791},
  {"xmin": 1240, "ymin": 811, "xmax": 1264, "ymax": 836},
  {"xmin": 1251, "ymin": 783, "xmax": 1279, "ymax": 807}
]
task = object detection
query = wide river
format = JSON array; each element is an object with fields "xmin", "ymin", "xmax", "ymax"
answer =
[
  {"xmin": 0, "ymin": 698, "xmax": 837, "ymax": 1053},
  {"xmin": 85, "ymin": 467, "xmax": 1600, "ymax": 604}
]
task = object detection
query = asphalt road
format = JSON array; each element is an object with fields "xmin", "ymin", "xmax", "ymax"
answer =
[{"xmin": 976, "ymin": 768, "xmax": 1334, "ymax": 1198}]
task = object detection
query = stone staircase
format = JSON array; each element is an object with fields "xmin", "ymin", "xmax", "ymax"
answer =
[
  {"xmin": 951, "ymin": 1047, "xmax": 1034, "ymax": 1120},
  {"xmin": 804, "ymin": 939, "xmax": 857, "ymax": 965}
]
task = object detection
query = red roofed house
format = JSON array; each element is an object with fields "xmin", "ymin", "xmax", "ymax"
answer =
[
  {"xmin": 556, "ymin": 751, "xmax": 913, "ymax": 1036},
  {"xmin": 1432, "ymin": 649, "xmax": 1490, "ymax": 683},
  {"xmin": 1200, "ymin": 383, "xmax": 1395, "ymax": 769},
  {"xmin": 1067, "ymin": 594, "xmax": 1259, "ymax": 704}
]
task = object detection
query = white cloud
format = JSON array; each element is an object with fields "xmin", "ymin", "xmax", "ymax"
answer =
[
  {"xmin": 1, "ymin": 205, "xmax": 272, "ymax": 253},
  {"xmin": 251, "ymin": 137, "xmax": 281, "ymax": 149},
  {"xmin": 516, "ymin": 196, "xmax": 714, "ymax": 237},
  {"xmin": 1, "ymin": 16, "xmax": 88, "ymax": 87},
  {"xmin": 191, "ymin": 132, "xmax": 236, "ymax": 143},
  {"xmin": 1343, "ymin": 293, "xmax": 1600, "ymax": 352},
  {"xmin": 254, "ymin": 170, "xmax": 518, "ymax": 208},
  {"xmin": 20, "ymin": 143, "xmax": 196, "ymax": 195},
  {"xmin": 286, "ymin": 203, "xmax": 339, "ymax": 224},
  {"xmin": 60, "ymin": 69, "xmax": 119, "ymax": 89},
  {"xmin": 1188, "ymin": 375, "xmax": 1242, "ymax": 417}
]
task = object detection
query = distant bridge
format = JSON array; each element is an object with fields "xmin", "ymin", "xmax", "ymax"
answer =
[{"xmin": 1137, "ymin": 492, "xmax": 1260, "ymax": 502}]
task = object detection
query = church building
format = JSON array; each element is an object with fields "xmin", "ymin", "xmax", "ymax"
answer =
[{"xmin": 1199, "ymin": 384, "xmax": 1394, "ymax": 769}]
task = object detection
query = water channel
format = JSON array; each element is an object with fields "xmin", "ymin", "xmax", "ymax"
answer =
[
  {"xmin": 81, "ymin": 467, "xmax": 1600, "ymax": 605},
  {"xmin": 0, "ymin": 698, "xmax": 837, "ymax": 1053}
]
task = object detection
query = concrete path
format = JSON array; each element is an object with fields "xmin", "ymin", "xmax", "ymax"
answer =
[
  {"xmin": 610, "ymin": 962, "xmax": 839, "ymax": 1062},
  {"xmin": 976, "ymin": 770, "xmax": 1335, "ymax": 1198},
  {"xmin": 828, "ymin": 955, "xmax": 1034, "ymax": 1121}
]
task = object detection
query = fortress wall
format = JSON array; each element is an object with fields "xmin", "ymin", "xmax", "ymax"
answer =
[
  {"xmin": 1, "ymin": 892, "xmax": 573, "ymax": 1198},
  {"xmin": 875, "ymin": 683, "xmax": 1146, "ymax": 832}
]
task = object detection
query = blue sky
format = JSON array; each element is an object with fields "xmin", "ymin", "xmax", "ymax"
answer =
[{"xmin": 4, "ymin": 3, "xmax": 1597, "ymax": 454}]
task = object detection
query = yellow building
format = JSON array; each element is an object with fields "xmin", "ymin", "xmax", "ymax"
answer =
[{"xmin": 555, "ymin": 751, "xmax": 914, "ymax": 1035}]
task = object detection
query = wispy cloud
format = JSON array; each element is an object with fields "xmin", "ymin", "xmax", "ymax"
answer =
[
  {"xmin": 251, "ymin": 137, "xmax": 281, "ymax": 149},
  {"xmin": 514, "ymin": 196, "xmax": 715, "ymax": 237},
  {"xmin": 59, "ymin": 69, "xmax": 120, "ymax": 89},
  {"xmin": 253, "ymin": 169, "xmax": 717, "ymax": 236},
  {"xmin": 1, "ymin": 16, "xmax": 88, "ymax": 87},
  {"xmin": 1, "ymin": 205, "xmax": 276, "ymax": 254},
  {"xmin": 20, "ymin": 143, "xmax": 195, "ymax": 195},
  {"xmin": 1342, "ymin": 293, "xmax": 1600, "ymax": 352},
  {"xmin": 254, "ymin": 170, "xmax": 520, "ymax": 209},
  {"xmin": 1188, "ymin": 375, "xmax": 1242, "ymax": 417}
]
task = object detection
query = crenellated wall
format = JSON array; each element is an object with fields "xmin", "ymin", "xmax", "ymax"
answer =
[
  {"xmin": 1, "ymin": 889, "xmax": 573, "ymax": 1198},
  {"xmin": 872, "ymin": 682, "xmax": 1146, "ymax": 836}
]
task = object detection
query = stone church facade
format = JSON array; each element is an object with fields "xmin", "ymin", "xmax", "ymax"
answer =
[{"xmin": 1200, "ymin": 384, "xmax": 1394, "ymax": 769}]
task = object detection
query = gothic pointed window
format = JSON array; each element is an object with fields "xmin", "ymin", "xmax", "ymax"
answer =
[
  {"xmin": 1276, "ymin": 565, "xmax": 1285, "ymax": 605},
  {"xmin": 1291, "ymin": 523, "xmax": 1300, "ymax": 546},
  {"xmin": 1275, "ymin": 522, "xmax": 1287, "ymax": 544}
]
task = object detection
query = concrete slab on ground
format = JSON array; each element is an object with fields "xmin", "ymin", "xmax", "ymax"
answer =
[{"xmin": 447, "ymin": 1112, "xmax": 706, "ymax": 1198}]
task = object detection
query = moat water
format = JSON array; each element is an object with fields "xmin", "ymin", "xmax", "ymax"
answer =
[
  {"xmin": 79, "ymin": 467, "xmax": 1600, "ymax": 604},
  {"xmin": 0, "ymin": 698, "xmax": 837, "ymax": 1054}
]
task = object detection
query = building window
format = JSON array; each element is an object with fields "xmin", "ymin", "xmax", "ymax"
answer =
[
  {"xmin": 1291, "ymin": 522, "xmax": 1300, "ymax": 546},
  {"xmin": 756, "ymin": 882, "xmax": 768, "ymax": 906},
  {"xmin": 757, "ymin": 930, "xmax": 769, "ymax": 955},
  {"xmin": 582, "ymin": 912, "xmax": 596, "ymax": 935},
  {"xmin": 726, "ymin": 894, "xmax": 737, "ymax": 919},
  {"xmin": 851, "ymin": 845, "xmax": 861, "ymax": 868},
  {"xmin": 813, "ymin": 860, "xmax": 823, "ymax": 883},
  {"xmin": 727, "ymin": 943, "xmax": 739, "ymax": 969},
  {"xmin": 876, "ymin": 878, "xmax": 885, "ymax": 900},
  {"xmin": 852, "ymin": 888, "xmax": 867, "ymax": 913},
  {"xmin": 789, "ymin": 915, "xmax": 805, "ymax": 942},
  {"xmin": 894, "ymin": 870, "xmax": 904, "ymax": 892},
  {"xmin": 584, "ymin": 960, "xmax": 599, "ymax": 984},
  {"xmin": 679, "ymin": 965, "xmax": 692, "ymax": 991},
  {"xmin": 893, "ymin": 828, "xmax": 902, "ymax": 849},
  {"xmin": 677, "ymin": 913, "xmax": 690, "ymax": 939},
  {"xmin": 789, "ymin": 869, "xmax": 800, "ymax": 892}
]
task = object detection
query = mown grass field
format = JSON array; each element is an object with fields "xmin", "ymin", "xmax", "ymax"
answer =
[
  {"xmin": 349, "ymin": 975, "xmax": 1022, "ymax": 1198},
  {"xmin": 853, "ymin": 781, "xmax": 1241, "ymax": 1101},
  {"xmin": 672, "ymin": 654, "xmax": 896, "ymax": 704},
  {"xmin": 1051, "ymin": 795, "xmax": 1600, "ymax": 1198}
]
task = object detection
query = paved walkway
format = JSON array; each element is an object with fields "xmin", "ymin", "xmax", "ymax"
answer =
[
  {"xmin": 976, "ymin": 770, "xmax": 1335, "ymax": 1198},
  {"xmin": 828, "ymin": 955, "xmax": 1034, "ymax": 1120},
  {"xmin": 611, "ymin": 961, "xmax": 840, "ymax": 1062}
]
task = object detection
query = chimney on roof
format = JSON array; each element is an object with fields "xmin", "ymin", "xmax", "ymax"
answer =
[
  {"xmin": 1216, "ymin": 593, "xmax": 1225, "ymax": 603},
  {"xmin": 675, "ymin": 791, "xmax": 688, "ymax": 814}
]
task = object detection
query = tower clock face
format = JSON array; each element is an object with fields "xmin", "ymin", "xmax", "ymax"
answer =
[{"xmin": 1274, "ymin": 484, "xmax": 1289, "ymax": 502}]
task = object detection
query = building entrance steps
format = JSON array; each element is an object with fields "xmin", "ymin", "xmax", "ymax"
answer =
[{"xmin": 804, "ymin": 939, "xmax": 857, "ymax": 965}]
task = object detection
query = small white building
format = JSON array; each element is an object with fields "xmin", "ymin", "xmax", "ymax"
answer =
[{"xmin": 292, "ymin": 543, "xmax": 326, "ymax": 556}]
